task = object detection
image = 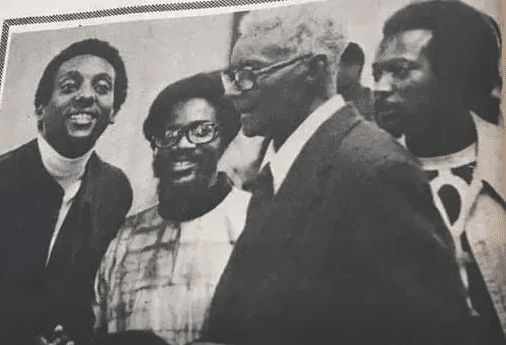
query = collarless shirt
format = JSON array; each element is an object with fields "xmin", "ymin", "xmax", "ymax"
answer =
[
  {"xmin": 94, "ymin": 188, "xmax": 252, "ymax": 345},
  {"xmin": 37, "ymin": 134, "xmax": 93, "ymax": 265},
  {"xmin": 261, "ymin": 94, "xmax": 346, "ymax": 194}
]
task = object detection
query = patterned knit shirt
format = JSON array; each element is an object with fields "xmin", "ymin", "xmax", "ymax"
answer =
[{"xmin": 94, "ymin": 188, "xmax": 251, "ymax": 345}]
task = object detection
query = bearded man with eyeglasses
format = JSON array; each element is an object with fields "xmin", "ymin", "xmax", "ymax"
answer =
[
  {"xmin": 93, "ymin": 71, "xmax": 251, "ymax": 345},
  {"xmin": 195, "ymin": 3, "xmax": 478, "ymax": 345}
]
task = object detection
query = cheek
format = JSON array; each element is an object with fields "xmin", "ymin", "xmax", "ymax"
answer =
[
  {"xmin": 45, "ymin": 94, "xmax": 71, "ymax": 113},
  {"xmin": 201, "ymin": 142, "xmax": 222, "ymax": 164},
  {"xmin": 98, "ymin": 94, "xmax": 115, "ymax": 110},
  {"xmin": 397, "ymin": 78, "xmax": 432, "ymax": 102}
]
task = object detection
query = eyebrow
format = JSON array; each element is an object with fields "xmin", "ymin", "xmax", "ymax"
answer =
[
  {"xmin": 57, "ymin": 70, "xmax": 82, "ymax": 83},
  {"xmin": 372, "ymin": 58, "xmax": 418, "ymax": 69},
  {"xmin": 57, "ymin": 71, "xmax": 113, "ymax": 83},
  {"xmin": 230, "ymin": 60, "xmax": 264, "ymax": 70}
]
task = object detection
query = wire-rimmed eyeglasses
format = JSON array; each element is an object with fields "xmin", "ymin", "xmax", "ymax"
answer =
[
  {"xmin": 152, "ymin": 121, "xmax": 220, "ymax": 149},
  {"xmin": 222, "ymin": 53, "xmax": 313, "ymax": 92}
]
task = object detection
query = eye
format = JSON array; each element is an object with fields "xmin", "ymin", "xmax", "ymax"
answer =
[
  {"xmin": 164, "ymin": 127, "xmax": 181, "ymax": 139},
  {"xmin": 193, "ymin": 123, "xmax": 216, "ymax": 138},
  {"xmin": 391, "ymin": 62, "xmax": 413, "ymax": 80},
  {"xmin": 94, "ymin": 80, "xmax": 112, "ymax": 95},
  {"xmin": 59, "ymin": 79, "xmax": 78, "ymax": 94}
]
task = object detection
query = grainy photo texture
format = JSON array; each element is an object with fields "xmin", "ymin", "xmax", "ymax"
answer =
[{"xmin": 0, "ymin": 0, "xmax": 503, "ymax": 344}]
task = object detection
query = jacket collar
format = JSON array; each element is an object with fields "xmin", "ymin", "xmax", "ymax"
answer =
[
  {"xmin": 275, "ymin": 102, "xmax": 362, "ymax": 203},
  {"xmin": 472, "ymin": 112, "xmax": 505, "ymax": 201},
  {"xmin": 261, "ymin": 95, "xmax": 346, "ymax": 194}
]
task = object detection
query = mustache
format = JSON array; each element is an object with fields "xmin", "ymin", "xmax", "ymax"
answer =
[
  {"xmin": 374, "ymin": 98, "xmax": 398, "ymax": 112},
  {"xmin": 152, "ymin": 148, "xmax": 203, "ymax": 177}
]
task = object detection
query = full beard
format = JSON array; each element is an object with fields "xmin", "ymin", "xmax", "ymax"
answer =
[
  {"xmin": 157, "ymin": 176, "xmax": 213, "ymax": 216},
  {"xmin": 153, "ymin": 148, "xmax": 220, "ymax": 220}
]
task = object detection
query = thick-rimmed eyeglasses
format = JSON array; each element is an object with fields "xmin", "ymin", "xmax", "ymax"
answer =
[
  {"xmin": 152, "ymin": 121, "xmax": 220, "ymax": 149},
  {"xmin": 222, "ymin": 53, "xmax": 313, "ymax": 92}
]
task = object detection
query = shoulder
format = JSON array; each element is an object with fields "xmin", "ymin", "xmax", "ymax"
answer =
[
  {"xmin": 122, "ymin": 204, "xmax": 164, "ymax": 233},
  {"xmin": 345, "ymin": 120, "xmax": 417, "ymax": 166},
  {"xmin": 0, "ymin": 140, "xmax": 38, "ymax": 189},
  {"xmin": 103, "ymin": 205, "xmax": 164, "ymax": 258},
  {"xmin": 214, "ymin": 187, "xmax": 251, "ymax": 238},
  {"xmin": 317, "ymin": 114, "xmax": 420, "ymax": 179},
  {"xmin": 89, "ymin": 153, "xmax": 131, "ymax": 186},
  {"xmin": 87, "ymin": 153, "xmax": 133, "ymax": 200}
]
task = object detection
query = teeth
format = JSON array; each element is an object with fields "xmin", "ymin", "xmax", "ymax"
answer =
[
  {"xmin": 69, "ymin": 113, "xmax": 94, "ymax": 124},
  {"xmin": 173, "ymin": 161, "xmax": 195, "ymax": 169}
]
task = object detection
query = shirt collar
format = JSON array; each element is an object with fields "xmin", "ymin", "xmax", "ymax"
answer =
[
  {"xmin": 398, "ymin": 112, "xmax": 504, "ymax": 201},
  {"xmin": 471, "ymin": 112, "xmax": 505, "ymax": 201},
  {"xmin": 261, "ymin": 94, "xmax": 345, "ymax": 193},
  {"xmin": 37, "ymin": 133, "xmax": 93, "ymax": 182}
]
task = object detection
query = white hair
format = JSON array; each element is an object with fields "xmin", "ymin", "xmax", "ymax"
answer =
[{"xmin": 239, "ymin": 2, "xmax": 348, "ymax": 90}]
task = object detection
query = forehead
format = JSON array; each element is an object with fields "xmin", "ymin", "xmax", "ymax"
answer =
[
  {"xmin": 167, "ymin": 97, "xmax": 217, "ymax": 126},
  {"xmin": 375, "ymin": 29, "xmax": 433, "ymax": 63},
  {"xmin": 57, "ymin": 54, "xmax": 115, "ymax": 79},
  {"xmin": 231, "ymin": 33, "xmax": 294, "ymax": 66}
]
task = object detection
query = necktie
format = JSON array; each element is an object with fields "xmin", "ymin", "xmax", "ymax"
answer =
[
  {"xmin": 256, "ymin": 163, "xmax": 274, "ymax": 201},
  {"xmin": 201, "ymin": 164, "xmax": 274, "ymax": 340}
]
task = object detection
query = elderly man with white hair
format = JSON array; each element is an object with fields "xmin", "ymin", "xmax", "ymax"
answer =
[{"xmin": 193, "ymin": 3, "xmax": 479, "ymax": 345}]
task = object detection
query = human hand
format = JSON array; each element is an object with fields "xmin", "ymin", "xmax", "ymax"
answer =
[{"xmin": 35, "ymin": 325, "xmax": 74, "ymax": 345}]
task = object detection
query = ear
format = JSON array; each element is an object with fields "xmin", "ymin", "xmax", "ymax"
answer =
[
  {"xmin": 306, "ymin": 54, "xmax": 328, "ymax": 83},
  {"xmin": 348, "ymin": 64, "xmax": 363, "ymax": 79},
  {"xmin": 35, "ymin": 104, "xmax": 45, "ymax": 119},
  {"xmin": 108, "ymin": 109, "xmax": 118, "ymax": 124}
]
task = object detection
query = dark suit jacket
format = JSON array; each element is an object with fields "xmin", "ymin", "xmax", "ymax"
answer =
[
  {"xmin": 0, "ymin": 139, "xmax": 132, "ymax": 344},
  {"xmin": 201, "ymin": 104, "xmax": 475, "ymax": 345}
]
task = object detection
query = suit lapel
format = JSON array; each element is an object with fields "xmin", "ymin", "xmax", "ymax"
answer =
[
  {"xmin": 46, "ymin": 153, "xmax": 99, "ymax": 267},
  {"xmin": 204, "ymin": 104, "xmax": 363, "ymax": 339},
  {"xmin": 258, "ymin": 103, "xmax": 363, "ymax": 231}
]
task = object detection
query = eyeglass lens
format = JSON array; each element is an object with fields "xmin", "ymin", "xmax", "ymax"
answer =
[{"xmin": 155, "ymin": 122, "xmax": 218, "ymax": 148}]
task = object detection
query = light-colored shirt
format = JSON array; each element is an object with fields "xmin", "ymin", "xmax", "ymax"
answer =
[
  {"xmin": 418, "ymin": 142, "xmax": 480, "ymax": 314},
  {"xmin": 94, "ymin": 188, "xmax": 251, "ymax": 345},
  {"xmin": 37, "ymin": 134, "xmax": 93, "ymax": 265},
  {"xmin": 261, "ymin": 94, "xmax": 345, "ymax": 194}
]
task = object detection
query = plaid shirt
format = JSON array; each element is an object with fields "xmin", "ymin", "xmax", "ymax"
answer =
[{"xmin": 94, "ymin": 188, "xmax": 250, "ymax": 345}]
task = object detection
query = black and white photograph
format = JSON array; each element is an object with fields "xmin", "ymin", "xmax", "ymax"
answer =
[{"xmin": 0, "ymin": 0, "xmax": 503, "ymax": 344}]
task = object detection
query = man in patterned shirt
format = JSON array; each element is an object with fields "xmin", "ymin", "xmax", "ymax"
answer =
[
  {"xmin": 94, "ymin": 71, "xmax": 250, "ymax": 345},
  {"xmin": 373, "ymin": 1, "xmax": 504, "ymax": 343}
]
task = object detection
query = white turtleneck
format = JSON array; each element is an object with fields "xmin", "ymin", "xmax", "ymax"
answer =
[{"xmin": 37, "ymin": 134, "xmax": 94, "ymax": 266}]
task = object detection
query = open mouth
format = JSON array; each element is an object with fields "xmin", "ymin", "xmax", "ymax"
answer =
[
  {"xmin": 171, "ymin": 160, "xmax": 197, "ymax": 172},
  {"xmin": 67, "ymin": 113, "xmax": 97, "ymax": 126},
  {"xmin": 377, "ymin": 108, "xmax": 401, "ymax": 125}
]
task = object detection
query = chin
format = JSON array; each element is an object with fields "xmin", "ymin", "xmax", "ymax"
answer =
[
  {"xmin": 241, "ymin": 127, "xmax": 261, "ymax": 138},
  {"xmin": 241, "ymin": 122, "xmax": 268, "ymax": 138}
]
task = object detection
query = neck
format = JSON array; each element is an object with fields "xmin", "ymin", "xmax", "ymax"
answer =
[
  {"xmin": 272, "ymin": 94, "xmax": 329, "ymax": 151},
  {"xmin": 406, "ymin": 108, "xmax": 477, "ymax": 158},
  {"xmin": 37, "ymin": 134, "xmax": 92, "ymax": 180}
]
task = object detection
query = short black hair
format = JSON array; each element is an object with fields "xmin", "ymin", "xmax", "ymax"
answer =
[
  {"xmin": 91, "ymin": 330, "xmax": 169, "ymax": 345},
  {"xmin": 143, "ymin": 71, "xmax": 240, "ymax": 149},
  {"xmin": 383, "ymin": 1, "xmax": 501, "ymax": 121},
  {"xmin": 34, "ymin": 38, "xmax": 128, "ymax": 114},
  {"xmin": 340, "ymin": 42, "xmax": 365, "ymax": 66}
]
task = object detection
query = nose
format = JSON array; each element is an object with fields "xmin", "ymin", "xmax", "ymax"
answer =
[
  {"xmin": 373, "ymin": 72, "xmax": 393, "ymax": 93},
  {"xmin": 73, "ymin": 83, "xmax": 96, "ymax": 108},
  {"xmin": 174, "ymin": 133, "xmax": 197, "ymax": 149},
  {"xmin": 221, "ymin": 72, "xmax": 242, "ymax": 97}
]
